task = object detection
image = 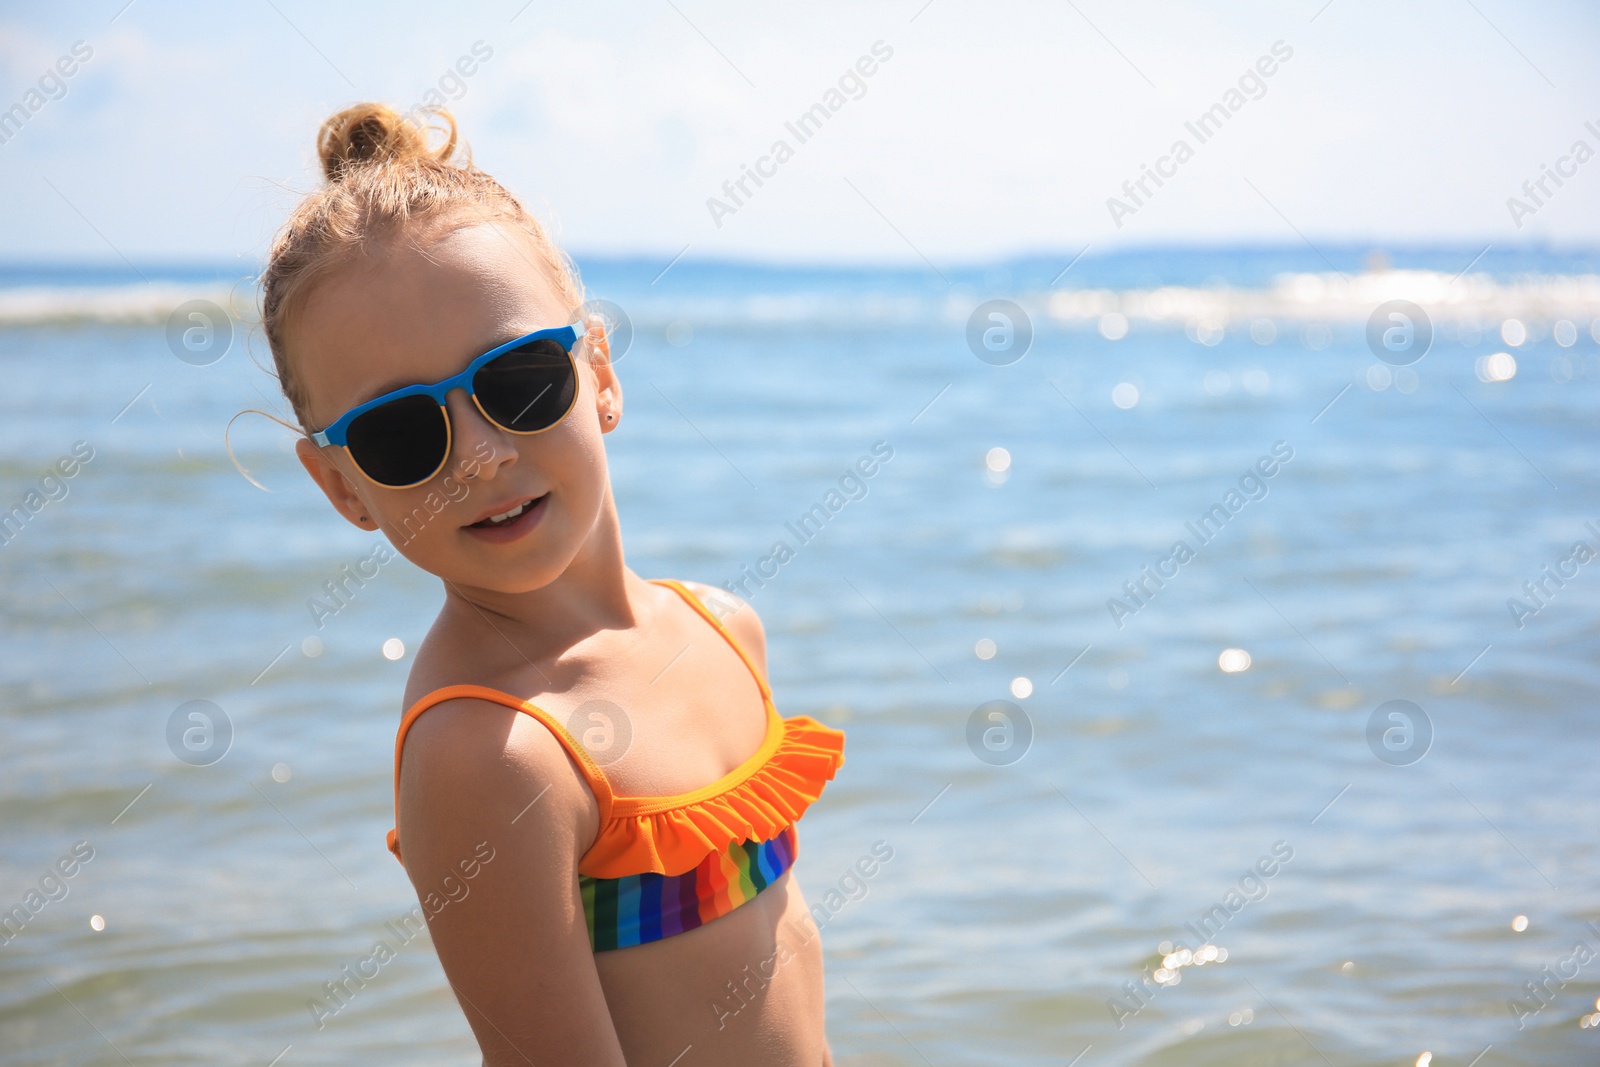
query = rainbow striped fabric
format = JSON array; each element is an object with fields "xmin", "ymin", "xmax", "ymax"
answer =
[{"xmin": 579, "ymin": 824, "xmax": 799, "ymax": 951}]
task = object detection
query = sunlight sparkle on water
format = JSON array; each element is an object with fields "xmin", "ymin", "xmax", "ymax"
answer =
[{"xmin": 1476, "ymin": 352, "xmax": 1517, "ymax": 382}]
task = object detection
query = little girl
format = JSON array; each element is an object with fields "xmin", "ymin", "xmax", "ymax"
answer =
[{"xmin": 261, "ymin": 103, "xmax": 847, "ymax": 1065}]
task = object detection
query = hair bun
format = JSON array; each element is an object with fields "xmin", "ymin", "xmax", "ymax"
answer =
[{"xmin": 316, "ymin": 103, "xmax": 458, "ymax": 183}]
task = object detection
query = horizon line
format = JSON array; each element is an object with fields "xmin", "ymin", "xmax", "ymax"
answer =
[{"xmin": 0, "ymin": 238, "xmax": 1597, "ymax": 277}]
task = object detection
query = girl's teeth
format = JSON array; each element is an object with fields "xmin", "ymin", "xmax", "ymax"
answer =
[{"xmin": 489, "ymin": 502, "xmax": 527, "ymax": 524}]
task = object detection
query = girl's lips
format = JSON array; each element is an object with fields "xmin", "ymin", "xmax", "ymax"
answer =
[{"xmin": 463, "ymin": 493, "xmax": 548, "ymax": 543}]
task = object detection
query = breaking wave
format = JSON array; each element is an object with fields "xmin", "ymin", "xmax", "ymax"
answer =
[
  {"xmin": 0, "ymin": 284, "xmax": 243, "ymax": 326},
  {"xmin": 3, "ymin": 267, "xmax": 1599, "ymax": 335}
]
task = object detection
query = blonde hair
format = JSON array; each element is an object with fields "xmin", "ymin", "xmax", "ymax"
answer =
[{"xmin": 259, "ymin": 103, "xmax": 584, "ymax": 431}]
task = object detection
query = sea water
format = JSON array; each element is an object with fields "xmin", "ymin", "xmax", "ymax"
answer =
[{"xmin": 1, "ymin": 246, "xmax": 1597, "ymax": 1065}]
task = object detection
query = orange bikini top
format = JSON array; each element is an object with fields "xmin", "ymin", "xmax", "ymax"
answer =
[{"xmin": 386, "ymin": 579, "xmax": 846, "ymax": 879}]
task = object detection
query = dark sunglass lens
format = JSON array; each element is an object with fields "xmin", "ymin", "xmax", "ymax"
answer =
[
  {"xmin": 473, "ymin": 339, "xmax": 576, "ymax": 432},
  {"xmin": 345, "ymin": 394, "xmax": 448, "ymax": 486}
]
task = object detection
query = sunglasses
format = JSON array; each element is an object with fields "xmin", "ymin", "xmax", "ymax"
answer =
[{"xmin": 310, "ymin": 323, "xmax": 584, "ymax": 488}]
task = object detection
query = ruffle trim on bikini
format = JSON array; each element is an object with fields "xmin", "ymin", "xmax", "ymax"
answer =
[{"xmin": 577, "ymin": 715, "xmax": 846, "ymax": 879}]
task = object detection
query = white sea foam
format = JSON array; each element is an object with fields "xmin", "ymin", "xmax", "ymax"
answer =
[
  {"xmin": 631, "ymin": 270, "xmax": 1600, "ymax": 333},
  {"xmin": 2, "ymin": 269, "xmax": 1599, "ymax": 333},
  {"xmin": 1040, "ymin": 269, "xmax": 1600, "ymax": 328},
  {"xmin": 632, "ymin": 269, "xmax": 1600, "ymax": 332},
  {"xmin": 0, "ymin": 284, "xmax": 242, "ymax": 326}
]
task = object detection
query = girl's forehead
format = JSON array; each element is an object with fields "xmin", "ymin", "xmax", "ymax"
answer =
[
  {"xmin": 348, "ymin": 222, "xmax": 562, "ymax": 319},
  {"xmin": 293, "ymin": 223, "xmax": 570, "ymax": 422}
]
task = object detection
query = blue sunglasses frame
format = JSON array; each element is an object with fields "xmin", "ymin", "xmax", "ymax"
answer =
[{"xmin": 310, "ymin": 321, "xmax": 585, "ymax": 487}]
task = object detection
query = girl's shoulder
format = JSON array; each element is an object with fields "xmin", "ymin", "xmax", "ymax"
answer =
[
  {"xmin": 389, "ymin": 598, "xmax": 610, "ymax": 869},
  {"xmin": 673, "ymin": 579, "xmax": 767, "ymax": 675},
  {"xmin": 390, "ymin": 574, "xmax": 845, "ymax": 887},
  {"xmin": 389, "ymin": 577, "xmax": 757, "ymax": 860},
  {"xmin": 390, "ymin": 682, "xmax": 606, "ymax": 868}
]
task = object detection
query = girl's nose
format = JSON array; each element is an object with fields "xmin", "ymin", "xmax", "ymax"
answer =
[{"xmin": 443, "ymin": 388, "xmax": 516, "ymax": 479}]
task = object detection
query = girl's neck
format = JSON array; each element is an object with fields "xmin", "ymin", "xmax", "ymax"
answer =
[{"xmin": 439, "ymin": 491, "xmax": 641, "ymax": 660}]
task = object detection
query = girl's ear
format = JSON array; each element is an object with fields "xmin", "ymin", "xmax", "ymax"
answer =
[
  {"xmin": 295, "ymin": 437, "xmax": 376, "ymax": 529},
  {"xmin": 582, "ymin": 314, "xmax": 613, "ymax": 368},
  {"xmin": 584, "ymin": 315, "xmax": 623, "ymax": 432}
]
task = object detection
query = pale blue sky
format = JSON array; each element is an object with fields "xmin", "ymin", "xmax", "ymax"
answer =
[{"xmin": 1, "ymin": 0, "xmax": 1597, "ymax": 265}]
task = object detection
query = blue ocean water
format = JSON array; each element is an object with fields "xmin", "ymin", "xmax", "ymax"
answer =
[{"xmin": 0, "ymin": 245, "xmax": 1597, "ymax": 1065}]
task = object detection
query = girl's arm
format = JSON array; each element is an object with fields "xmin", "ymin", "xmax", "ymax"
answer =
[{"xmin": 396, "ymin": 697, "xmax": 626, "ymax": 1066}]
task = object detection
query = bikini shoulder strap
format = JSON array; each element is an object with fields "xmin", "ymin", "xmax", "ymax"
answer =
[
  {"xmin": 387, "ymin": 684, "xmax": 614, "ymax": 864},
  {"xmin": 648, "ymin": 578, "xmax": 772, "ymax": 703}
]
